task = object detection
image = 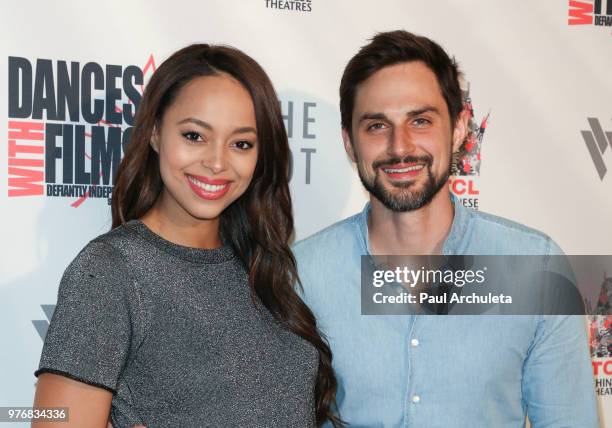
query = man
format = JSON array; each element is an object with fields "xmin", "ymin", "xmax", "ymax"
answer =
[{"xmin": 293, "ymin": 30, "xmax": 598, "ymax": 427}]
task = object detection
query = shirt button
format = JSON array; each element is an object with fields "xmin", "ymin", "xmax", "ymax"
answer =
[
  {"xmin": 410, "ymin": 338, "xmax": 419, "ymax": 347},
  {"xmin": 412, "ymin": 395, "xmax": 421, "ymax": 403}
]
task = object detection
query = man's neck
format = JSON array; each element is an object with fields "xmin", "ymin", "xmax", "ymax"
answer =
[{"xmin": 368, "ymin": 188, "xmax": 455, "ymax": 255}]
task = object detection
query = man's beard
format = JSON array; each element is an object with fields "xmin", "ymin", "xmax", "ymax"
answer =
[{"xmin": 357, "ymin": 153, "xmax": 451, "ymax": 212}]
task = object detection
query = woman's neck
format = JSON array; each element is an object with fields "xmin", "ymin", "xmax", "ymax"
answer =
[{"xmin": 140, "ymin": 193, "xmax": 222, "ymax": 249}]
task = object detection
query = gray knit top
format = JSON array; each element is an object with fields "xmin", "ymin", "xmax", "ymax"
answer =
[{"xmin": 35, "ymin": 220, "xmax": 318, "ymax": 427}]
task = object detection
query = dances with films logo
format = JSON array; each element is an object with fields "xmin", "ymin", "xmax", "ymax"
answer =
[
  {"xmin": 265, "ymin": 0, "xmax": 312, "ymax": 12},
  {"xmin": 6, "ymin": 55, "xmax": 155, "ymax": 206},
  {"xmin": 568, "ymin": 0, "xmax": 612, "ymax": 26},
  {"xmin": 449, "ymin": 80, "xmax": 490, "ymax": 210}
]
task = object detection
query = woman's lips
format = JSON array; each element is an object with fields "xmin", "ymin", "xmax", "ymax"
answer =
[{"xmin": 186, "ymin": 174, "xmax": 231, "ymax": 200}]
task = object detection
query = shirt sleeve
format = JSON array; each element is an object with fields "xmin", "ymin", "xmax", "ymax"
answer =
[
  {"xmin": 34, "ymin": 240, "xmax": 133, "ymax": 393},
  {"xmin": 522, "ymin": 238, "xmax": 598, "ymax": 426},
  {"xmin": 522, "ymin": 315, "xmax": 599, "ymax": 427}
]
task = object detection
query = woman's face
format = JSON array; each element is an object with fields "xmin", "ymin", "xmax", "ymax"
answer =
[{"xmin": 152, "ymin": 73, "xmax": 258, "ymax": 224}]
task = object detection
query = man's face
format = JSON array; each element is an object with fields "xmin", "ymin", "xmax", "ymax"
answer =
[{"xmin": 344, "ymin": 61, "xmax": 466, "ymax": 212}]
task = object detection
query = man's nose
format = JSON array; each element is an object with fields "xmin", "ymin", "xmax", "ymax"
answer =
[{"xmin": 387, "ymin": 126, "xmax": 416, "ymax": 158}]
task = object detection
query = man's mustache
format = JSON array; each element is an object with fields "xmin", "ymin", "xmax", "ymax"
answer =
[{"xmin": 372, "ymin": 155, "xmax": 433, "ymax": 170}]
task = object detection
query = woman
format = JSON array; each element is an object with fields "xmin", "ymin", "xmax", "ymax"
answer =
[{"xmin": 33, "ymin": 44, "xmax": 341, "ymax": 427}]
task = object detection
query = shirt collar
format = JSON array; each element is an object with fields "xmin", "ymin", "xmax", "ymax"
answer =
[
  {"xmin": 356, "ymin": 202, "xmax": 372, "ymax": 256},
  {"xmin": 442, "ymin": 194, "xmax": 470, "ymax": 255},
  {"xmin": 356, "ymin": 194, "xmax": 470, "ymax": 256}
]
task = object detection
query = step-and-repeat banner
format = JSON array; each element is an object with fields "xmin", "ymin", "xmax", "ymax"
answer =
[{"xmin": 1, "ymin": 0, "xmax": 611, "ymax": 426}]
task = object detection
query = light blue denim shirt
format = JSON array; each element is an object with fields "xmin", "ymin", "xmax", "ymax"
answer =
[{"xmin": 293, "ymin": 198, "xmax": 598, "ymax": 428}]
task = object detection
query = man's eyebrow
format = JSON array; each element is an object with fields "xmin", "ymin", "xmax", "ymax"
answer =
[
  {"xmin": 357, "ymin": 107, "xmax": 441, "ymax": 124},
  {"xmin": 177, "ymin": 118, "xmax": 256, "ymax": 135},
  {"xmin": 357, "ymin": 112, "xmax": 389, "ymax": 123},
  {"xmin": 406, "ymin": 106, "xmax": 440, "ymax": 117}
]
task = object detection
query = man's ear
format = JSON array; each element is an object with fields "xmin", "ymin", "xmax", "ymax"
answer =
[
  {"xmin": 150, "ymin": 128, "xmax": 160, "ymax": 153},
  {"xmin": 452, "ymin": 108, "xmax": 469, "ymax": 153},
  {"xmin": 342, "ymin": 128, "xmax": 357, "ymax": 163}
]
